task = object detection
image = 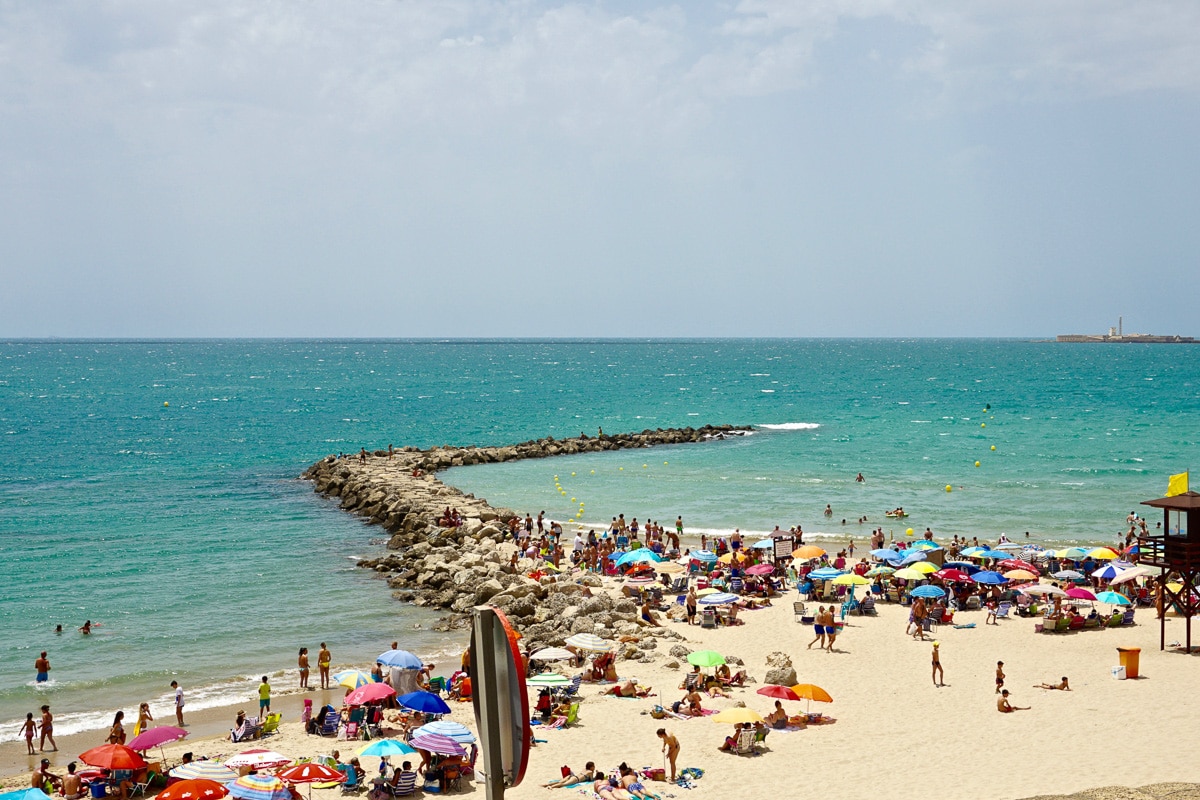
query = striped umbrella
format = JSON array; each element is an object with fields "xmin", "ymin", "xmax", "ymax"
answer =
[
  {"xmin": 227, "ymin": 774, "xmax": 291, "ymax": 800},
  {"xmin": 526, "ymin": 672, "xmax": 570, "ymax": 687},
  {"xmin": 530, "ymin": 647, "xmax": 575, "ymax": 662},
  {"xmin": 690, "ymin": 550, "xmax": 718, "ymax": 563},
  {"xmin": 332, "ymin": 670, "xmax": 373, "ymax": 690},
  {"xmin": 170, "ymin": 763, "xmax": 238, "ymax": 783},
  {"xmin": 277, "ymin": 764, "xmax": 345, "ymax": 785},
  {"xmin": 224, "ymin": 750, "xmax": 291, "ymax": 770},
  {"xmin": 412, "ymin": 721, "xmax": 477, "ymax": 744},
  {"xmin": 409, "ymin": 733, "xmax": 467, "ymax": 757},
  {"xmin": 564, "ymin": 633, "xmax": 612, "ymax": 653},
  {"xmin": 809, "ymin": 568, "xmax": 843, "ymax": 580},
  {"xmin": 697, "ymin": 592, "xmax": 739, "ymax": 605},
  {"xmin": 153, "ymin": 779, "xmax": 229, "ymax": 800}
]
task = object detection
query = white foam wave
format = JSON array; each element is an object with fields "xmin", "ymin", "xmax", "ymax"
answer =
[{"xmin": 757, "ymin": 422, "xmax": 821, "ymax": 431}]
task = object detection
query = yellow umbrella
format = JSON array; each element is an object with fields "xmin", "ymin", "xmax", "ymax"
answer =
[
  {"xmin": 908, "ymin": 562, "xmax": 938, "ymax": 575},
  {"xmin": 655, "ymin": 561, "xmax": 686, "ymax": 574},
  {"xmin": 696, "ymin": 587, "xmax": 721, "ymax": 597},
  {"xmin": 831, "ymin": 574, "xmax": 870, "ymax": 586},
  {"xmin": 892, "ymin": 567, "xmax": 927, "ymax": 581},
  {"xmin": 717, "ymin": 552, "xmax": 748, "ymax": 564},
  {"xmin": 1167, "ymin": 582, "xmax": 1183, "ymax": 593},
  {"xmin": 711, "ymin": 707, "xmax": 765, "ymax": 724},
  {"xmin": 1089, "ymin": 547, "xmax": 1120, "ymax": 560},
  {"xmin": 1003, "ymin": 569, "xmax": 1038, "ymax": 581},
  {"xmin": 792, "ymin": 545, "xmax": 826, "ymax": 561}
]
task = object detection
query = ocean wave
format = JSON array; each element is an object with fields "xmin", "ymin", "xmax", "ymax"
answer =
[{"xmin": 757, "ymin": 423, "xmax": 821, "ymax": 431}]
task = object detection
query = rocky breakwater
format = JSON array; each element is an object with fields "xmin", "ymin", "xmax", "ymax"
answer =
[{"xmin": 301, "ymin": 425, "xmax": 750, "ymax": 656}]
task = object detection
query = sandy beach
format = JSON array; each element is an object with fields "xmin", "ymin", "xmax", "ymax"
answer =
[{"xmin": 5, "ymin": 570, "xmax": 1199, "ymax": 800}]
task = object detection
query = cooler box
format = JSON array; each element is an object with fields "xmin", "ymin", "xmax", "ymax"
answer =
[{"xmin": 1117, "ymin": 647, "xmax": 1141, "ymax": 679}]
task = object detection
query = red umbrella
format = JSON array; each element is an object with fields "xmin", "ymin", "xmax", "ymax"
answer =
[
  {"xmin": 998, "ymin": 559, "xmax": 1039, "ymax": 574},
  {"xmin": 79, "ymin": 744, "xmax": 148, "ymax": 771},
  {"xmin": 156, "ymin": 779, "xmax": 229, "ymax": 800},
  {"xmin": 345, "ymin": 682, "xmax": 396, "ymax": 706},
  {"xmin": 756, "ymin": 684, "xmax": 801, "ymax": 701},
  {"xmin": 933, "ymin": 569, "xmax": 973, "ymax": 583},
  {"xmin": 745, "ymin": 564, "xmax": 774, "ymax": 576},
  {"xmin": 276, "ymin": 764, "xmax": 345, "ymax": 784}
]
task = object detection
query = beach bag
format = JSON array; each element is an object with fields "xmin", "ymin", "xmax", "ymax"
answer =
[
  {"xmin": 642, "ymin": 768, "xmax": 666, "ymax": 782},
  {"xmin": 650, "ymin": 706, "xmax": 666, "ymax": 719}
]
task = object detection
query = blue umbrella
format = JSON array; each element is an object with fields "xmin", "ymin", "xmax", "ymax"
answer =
[
  {"xmin": 900, "ymin": 551, "xmax": 928, "ymax": 565},
  {"xmin": 377, "ymin": 649, "xmax": 423, "ymax": 669},
  {"xmin": 1096, "ymin": 591, "xmax": 1132, "ymax": 607},
  {"xmin": 910, "ymin": 540, "xmax": 942, "ymax": 550},
  {"xmin": 397, "ymin": 691, "xmax": 452, "ymax": 715},
  {"xmin": 0, "ymin": 791, "xmax": 51, "ymax": 800},
  {"xmin": 959, "ymin": 546, "xmax": 987, "ymax": 556},
  {"xmin": 358, "ymin": 738, "xmax": 417, "ymax": 757},
  {"xmin": 1091, "ymin": 564, "xmax": 1127, "ymax": 581},
  {"xmin": 979, "ymin": 550, "xmax": 1010, "ymax": 560},
  {"xmin": 870, "ymin": 548, "xmax": 900, "ymax": 561},
  {"xmin": 698, "ymin": 592, "xmax": 740, "ymax": 605},
  {"xmin": 752, "ymin": 539, "xmax": 776, "ymax": 550},
  {"xmin": 412, "ymin": 720, "xmax": 476, "ymax": 744},
  {"xmin": 910, "ymin": 585, "xmax": 946, "ymax": 598},
  {"xmin": 971, "ymin": 570, "xmax": 1009, "ymax": 585},
  {"xmin": 809, "ymin": 568, "xmax": 844, "ymax": 580},
  {"xmin": 943, "ymin": 561, "xmax": 981, "ymax": 574},
  {"xmin": 615, "ymin": 548, "xmax": 663, "ymax": 567},
  {"xmin": 691, "ymin": 550, "xmax": 718, "ymax": 563}
]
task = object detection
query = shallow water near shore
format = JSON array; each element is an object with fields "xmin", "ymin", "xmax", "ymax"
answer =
[{"xmin": 1, "ymin": 338, "xmax": 1196, "ymax": 742}]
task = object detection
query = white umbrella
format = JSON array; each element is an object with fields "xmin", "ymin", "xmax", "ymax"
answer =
[
  {"xmin": 526, "ymin": 673, "xmax": 571, "ymax": 687},
  {"xmin": 1018, "ymin": 584, "xmax": 1069, "ymax": 597},
  {"xmin": 1108, "ymin": 567, "xmax": 1150, "ymax": 586},
  {"xmin": 564, "ymin": 633, "xmax": 612, "ymax": 653},
  {"xmin": 530, "ymin": 647, "xmax": 575, "ymax": 662}
]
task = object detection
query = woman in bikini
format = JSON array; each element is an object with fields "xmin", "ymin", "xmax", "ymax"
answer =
[
  {"xmin": 299, "ymin": 647, "xmax": 310, "ymax": 689},
  {"xmin": 39, "ymin": 705, "xmax": 56, "ymax": 752}
]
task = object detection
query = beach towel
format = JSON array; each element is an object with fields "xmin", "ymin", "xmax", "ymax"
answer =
[{"xmin": 953, "ymin": 623, "xmax": 976, "ymax": 629}]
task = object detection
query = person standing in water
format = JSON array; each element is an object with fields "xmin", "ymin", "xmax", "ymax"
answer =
[
  {"xmin": 171, "ymin": 681, "xmax": 185, "ymax": 726},
  {"xmin": 318, "ymin": 643, "xmax": 332, "ymax": 689},
  {"xmin": 34, "ymin": 652, "xmax": 50, "ymax": 683},
  {"xmin": 298, "ymin": 648, "xmax": 310, "ymax": 690}
]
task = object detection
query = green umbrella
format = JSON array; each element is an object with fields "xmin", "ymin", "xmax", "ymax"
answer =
[{"xmin": 686, "ymin": 650, "xmax": 726, "ymax": 668}]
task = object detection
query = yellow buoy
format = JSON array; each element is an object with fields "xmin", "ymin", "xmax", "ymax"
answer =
[
  {"xmin": 663, "ymin": 461, "xmax": 668, "ymax": 465},
  {"xmin": 643, "ymin": 464, "xmax": 647, "ymax": 468},
  {"xmin": 570, "ymin": 498, "xmax": 576, "ymax": 502},
  {"xmin": 945, "ymin": 485, "xmax": 953, "ymax": 492},
  {"xmin": 981, "ymin": 423, "xmax": 986, "ymax": 428},
  {"xmin": 906, "ymin": 528, "xmax": 914, "ymax": 536},
  {"xmin": 571, "ymin": 472, "xmax": 576, "ymax": 477},
  {"xmin": 975, "ymin": 461, "xmax": 981, "ymax": 467},
  {"xmin": 163, "ymin": 402, "xmax": 169, "ymax": 407},
  {"xmin": 991, "ymin": 445, "xmax": 996, "ymax": 451},
  {"xmin": 590, "ymin": 470, "xmax": 595, "ymax": 474},
  {"xmin": 619, "ymin": 467, "xmax": 624, "ymax": 471}
]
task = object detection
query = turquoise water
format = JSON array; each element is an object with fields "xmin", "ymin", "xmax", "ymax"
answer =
[{"xmin": 1, "ymin": 339, "xmax": 1196, "ymax": 739}]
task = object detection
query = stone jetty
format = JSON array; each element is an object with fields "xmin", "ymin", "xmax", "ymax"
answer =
[{"xmin": 301, "ymin": 424, "xmax": 750, "ymax": 654}]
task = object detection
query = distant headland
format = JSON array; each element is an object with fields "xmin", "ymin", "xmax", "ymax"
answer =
[{"xmin": 1058, "ymin": 317, "xmax": 1195, "ymax": 343}]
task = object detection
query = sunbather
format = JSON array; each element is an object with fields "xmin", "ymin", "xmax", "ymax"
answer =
[
  {"xmin": 1034, "ymin": 677, "xmax": 1070, "ymax": 690},
  {"xmin": 715, "ymin": 664, "xmax": 747, "ymax": 686},
  {"xmin": 543, "ymin": 762, "xmax": 596, "ymax": 788},
  {"xmin": 605, "ymin": 680, "xmax": 650, "ymax": 698},
  {"xmin": 619, "ymin": 766, "xmax": 659, "ymax": 799},
  {"xmin": 997, "ymin": 690, "xmax": 1029, "ymax": 712}
]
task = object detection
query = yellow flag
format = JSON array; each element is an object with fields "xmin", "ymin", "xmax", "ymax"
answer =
[{"xmin": 1166, "ymin": 471, "xmax": 1189, "ymax": 497}]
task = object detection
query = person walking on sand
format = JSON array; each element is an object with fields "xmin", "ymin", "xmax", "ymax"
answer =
[
  {"xmin": 21, "ymin": 712, "xmax": 37, "ymax": 755},
  {"xmin": 657, "ymin": 728, "xmax": 679, "ymax": 783},
  {"xmin": 258, "ymin": 676, "xmax": 271, "ymax": 715},
  {"xmin": 931, "ymin": 642, "xmax": 943, "ymax": 687},
  {"xmin": 35, "ymin": 652, "xmax": 50, "ymax": 683},
  {"xmin": 807, "ymin": 606, "xmax": 827, "ymax": 650},
  {"xmin": 298, "ymin": 647, "xmax": 310, "ymax": 689},
  {"xmin": 39, "ymin": 705, "xmax": 56, "ymax": 751},
  {"xmin": 995, "ymin": 661, "xmax": 1005, "ymax": 693},
  {"xmin": 997, "ymin": 690, "xmax": 1028, "ymax": 712},
  {"xmin": 318, "ymin": 643, "xmax": 332, "ymax": 689},
  {"xmin": 133, "ymin": 703, "xmax": 152, "ymax": 737},
  {"xmin": 107, "ymin": 711, "xmax": 126, "ymax": 745},
  {"xmin": 824, "ymin": 607, "xmax": 838, "ymax": 652},
  {"xmin": 171, "ymin": 681, "xmax": 184, "ymax": 726}
]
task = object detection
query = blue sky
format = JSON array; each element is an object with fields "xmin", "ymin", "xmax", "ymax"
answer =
[{"xmin": 2, "ymin": 1, "xmax": 1197, "ymax": 337}]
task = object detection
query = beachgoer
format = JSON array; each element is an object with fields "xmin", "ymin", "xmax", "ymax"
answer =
[
  {"xmin": 639, "ymin": 601, "xmax": 660, "ymax": 627},
  {"xmin": 657, "ymin": 728, "xmax": 679, "ymax": 782},
  {"xmin": 107, "ymin": 711, "xmax": 126, "ymax": 745},
  {"xmin": 824, "ymin": 606, "xmax": 838, "ymax": 652},
  {"xmin": 21, "ymin": 712, "xmax": 36, "ymax": 754},
  {"xmin": 32, "ymin": 759, "xmax": 61, "ymax": 793},
  {"xmin": 134, "ymin": 702, "xmax": 152, "ymax": 736},
  {"xmin": 996, "ymin": 661, "xmax": 1006, "ymax": 693},
  {"xmin": 543, "ymin": 761, "xmax": 596, "ymax": 789},
  {"xmin": 35, "ymin": 652, "xmax": 50, "ymax": 683},
  {"xmin": 259, "ymin": 676, "xmax": 271, "ymax": 714},
  {"xmin": 619, "ymin": 766, "xmax": 656, "ymax": 800},
  {"xmin": 824, "ymin": 504, "xmax": 832, "ymax": 517},
  {"xmin": 856, "ymin": 473, "xmax": 865, "ymax": 482},
  {"xmin": 997, "ymin": 689, "xmax": 1028, "ymax": 712},
  {"xmin": 318, "ymin": 643, "xmax": 332, "ymax": 688},
  {"xmin": 807, "ymin": 606, "xmax": 827, "ymax": 650},
  {"xmin": 79, "ymin": 621, "xmax": 92, "ymax": 635},
  {"xmin": 172, "ymin": 681, "xmax": 185, "ymax": 725},
  {"xmin": 299, "ymin": 647, "xmax": 310, "ymax": 689},
  {"xmin": 685, "ymin": 587, "xmax": 698, "ymax": 625},
  {"xmin": 39, "ymin": 704, "xmax": 55, "ymax": 751},
  {"xmin": 62, "ymin": 763, "xmax": 84, "ymax": 800},
  {"xmin": 931, "ymin": 641, "xmax": 944, "ymax": 687},
  {"xmin": 1034, "ymin": 677, "xmax": 1071, "ymax": 690}
]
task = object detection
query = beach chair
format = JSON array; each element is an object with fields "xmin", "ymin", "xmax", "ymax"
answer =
[
  {"xmin": 1083, "ymin": 617, "xmax": 1101, "ymax": 629},
  {"xmin": 1054, "ymin": 617, "xmax": 1071, "ymax": 633},
  {"xmin": 701, "ymin": 609, "xmax": 717, "ymax": 629},
  {"xmin": 260, "ymin": 712, "xmax": 282, "ymax": 736},
  {"xmin": 339, "ymin": 765, "xmax": 363, "ymax": 794},
  {"xmin": 729, "ymin": 577, "xmax": 745, "ymax": 594},
  {"xmin": 1106, "ymin": 614, "xmax": 1124, "ymax": 628},
  {"xmin": 427, "ymin": 676, "xmax": 447, "ymax": 695},
  {"xmin": 231, "ymin": 717, "xmax": 261, "ymax": 742},
  {"xmin": 1068, "ymin": 616, "xmax": 1085, "ymax": 631},
  {"xmin": 318, "ymin": 709, "xmax": 340, "ymax": 737},
  {"xmin": 995, "ymin": 602, "xmax": 1012, "ymax": 620},
  {"xmin": 733, "ymin": 728, "xmax": 756, "ymax": 756},
  {"xmin": 391, "ymin": 772, "xmax": 417, "ymax": 797},
  {"xmin": 564, "ymin": 702, "xmax": 580, "ymax": 727},
  {"xmin": 965, "ymin": 596, "xmax": 981, "ymax": 610},
  {"xmin": 927, "ymin": 608, "xmax": 944, "ymax": 627},
  {"xmin": 752, "ymin": 726, "xmax": 769, "ymax": 751},
  {"xmin": 561, "ymin": 674, "xmax": 583, "ymax": 698},
  {"xmin": 671, "ymin": 576, "xmax": 689, "ymax": 593},
  {"xmin": 1122, "ymin": 609, "xmax": 1135, "ymax": 625},
  {"xmin": 861, "ymin": 595, "xmax": 877, "ymax": 615},
  {"xmin": 793, "ymin": 601, "xmax": 806, "ymax": 622}
]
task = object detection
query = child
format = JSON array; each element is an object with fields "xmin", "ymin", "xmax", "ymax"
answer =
[
  {"xmin": 995, "ymin": 661, "xmax": 1005, "ymax": 694},
  {"xmin": 21, "ymin": 713, "xmax": 36, "ymax": 754}
]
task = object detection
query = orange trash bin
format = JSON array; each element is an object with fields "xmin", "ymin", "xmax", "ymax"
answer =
[{"xmin": 1117, "ymin": 647, "xmax": 1141, "ymax": 679}]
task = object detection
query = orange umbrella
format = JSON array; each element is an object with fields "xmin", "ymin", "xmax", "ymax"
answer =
[
  {"xmin": 78, "ymin": 744, "xmax": 148, "ymax": 771},
  {"xmin": 791, "ymin": 683, "xmax": 833, "ymax": 713},
  {"xmin": 792, "ymin": 545, "xmax": 826, "ymax": 561}
]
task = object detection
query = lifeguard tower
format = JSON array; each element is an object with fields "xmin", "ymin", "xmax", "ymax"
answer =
[{"xmin": 1138, "ymin": 491, "xmax": 1200, "ymax": 650}]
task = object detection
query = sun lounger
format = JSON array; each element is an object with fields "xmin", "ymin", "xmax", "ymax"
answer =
[
  {"xmin": 995, "ymin": 602, "xmax": 1012, "ymax": 620},
  {"xmin": 1106, "ymin": 614, "xmax": 1124, "ymax": 628}
]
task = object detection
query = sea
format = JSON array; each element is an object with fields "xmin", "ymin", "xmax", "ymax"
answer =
[{"xmin": 1, "ymin": 339, "xmax": 1196, "ymax": 741}]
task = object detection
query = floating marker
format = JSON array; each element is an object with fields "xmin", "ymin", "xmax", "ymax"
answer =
[
  {"xmin": 981, "ymin": 423, "xmax": 986, "ymax": 428},
  {"xmin": 571, "ymin": 472, "xmax": 576, "ymax": 477},
  {"xmin": 590, "ymin": 470, "xmax": 595, "ymax": 474},
  {"xmin": 163, "ymin": 402, "xmax": 169, "ymax": 407},
  {"xmin": 570, "ymin": 497, "xmax": 576, "ymax": 502},
  {"xmin": 906, "ymin": 528, "xmax": 914, "ymax": 536},
  {"xmin": 619, "ymin": 467, "xmax": 624, "ymax": 471},
  {"xmin": 991, "ymin": 445, "xmax": 996, "ymax": 451},
  {"xmin": 945, "ymin": 485, "xmax": 953, "ymax": 492},
  {"xmin": 975, "ymin": 461, "xmax": 981, "ymax": 467},
  {"xmin": 663, "ymin": 461, "xmax": 668, "ymax": 465},
  {"xmin": 643, "ymin": 464, "xmax": 647, "ymax": 469}
]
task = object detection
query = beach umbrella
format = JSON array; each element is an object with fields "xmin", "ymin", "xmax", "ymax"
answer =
[
  {"xmin": 127, "ymin": 726, "xmax": 188, "ymax": 752},
  {"xmin": 933, "ymin": 569, "xmax": 972, "ymax": 583},
  {"xmin": 745, "ymin": 563, "xmax": 774, "ymax": 576},
  {"xmin": 999, "ymin": 559, "xmax": 1039, "ymax": 573},
  {"xmin": 1018, "ymin": 584, "xmax": 1068, "ymax": 597},
  {"xmin": 717, "ymin": 552, "xmax": 749, "ymax": 564},
  {"xmin": 333, "ymin": 670, "xmax": 373, "ymax": 690},
  {"xmin": 0, "ymin": 791, "xmax": 51, "ymax": 800},
  {"xmin": 865, "ymin": 566, "xmax": 895, "ymax": 577},
  {"xmin": 277, "ymin": 764, "xmax": 346, "ymax": 785},
  {"xmin": 979, "ymin": 550, "xmax": 1011, "ymax": 560},
  {"xmin": 409, "ymin": 734, "xmax": 467, "ymax": 757},
  {"xmin": 377, "ymin": 649, "xmax": 423, "ymax": 669},
  {"xmin": 358, "ymin": 739, "xmax": 417, "ymax": 757},
  {"xmin": 1003, "ymin": 569, "xmax": 1039, "ymax": 581},
  {"xmin": 910, "ymin": 540, "xmax": 942, "ymax": 551},
  {"xmin": 752, "ymin": 539, "xmax": 776, "ymax": 550},
  {"xmin": 530, "ymin": 647, "xmax": 575, "ymax": 662},
  {"xmin": 656, "ymin": 561, "xmax": 686, "ymax": 574},
  {"xmin": 691, "ymin": 550, "xmax": 718, "ymax": 563},
  {"xmin": 891, "ymin": 567, "xmax": 928, "ymax": 581},
  {"xmin": 756, "ymin": 685, "xmax": 801, "ymax": 702},
  {"xmin": 695, "ymin": 587, "xmax": 721, "ymax": 597},
  {"xmin": 899, "ymin": 551, "xmax": 928, "ymax": 566},
  {"xmin": 79, "ymin": 744, "xmax": 148, "ymax": 771},
  {"xmin": 809, "ymin": 567, "xmax": 843, "ymax": 580},
  {"xmin": 345, "ymin": 682, "xmax": 396, "ymax": 706},
  {"xmin": 971, "ymin": 571, "xmax": 1009, "ymax": 585},
  {"xmin": 224, "ymin": 750, "xmax": 291, "ymax": 770},
  {"xmin": 793, "ymin": 545, "xmax": 826, "ymax": 561},
  {"xmin": 1066, "ymin": 587, "xmax": 1098, "ymax": 601},
  {"xmin": 1091, "ymin": 564, "xmax": 1128, "ymax": 581},
  {"xmin": 1096, "ymin": 591, "xmax": 1132, "ymax": 607},
  {"xmin": 908, "ymin": 562, "xmax": 938, "ymax": 575},
  {"xmin": 624, "ymin": 576, "xmax": 656, "ymax": 585},
  {"xmin": 686, "ymin": 650, "xmax": 726, "ymax": 667},
  {"xmin": 526, "ymin": 673, "xmax": 570, "ymax": 687},
  {"xmin": 227, "ymin": 774, "xmax": 290, "ymax": 800},
  {"xmin": 870, "ymin": 549, "xmax": 903, "ymax": 564},
  {"xmin": 616, "ymin": 548, "xmax": 663, "ymax": 567},
  {"xmin": 698, "ymin": 592, "xmax": 739, "ymax": 605},
  {"xmin": 412, "ymin": 720, "xmax": 477, "ymax": 744},
  {"xmin": 1108, "ymin": 567, "xmax": 1150, "ymax": 586},
  {"xmin": 943, "ymin": 561, "xmax": 980, "ymax": 572},
  {"xmin": 910, "ymin": 585, "xmax": 946, "ymax": 599},
  {"xmin": 959, "ymin": 547, "xmax": 987, "ymax": 557},
  {"xmin": 711, "ymin": 707, "xmax": 764, "ymax": 725},
  {"xmin": 995, "ymin": 542, "xmax": 1024, "ymax": 550},
  {"xmin": 154, "ymin": 779, "xmax": 229, "ymax": 800},
  {"xmin": 397, "ymin": 690, "xmax": 451, "ymax": 715},
  {"xmin": 831, "ymin": 574, "xmax": 870, "ymax": 586},
  {"xmin": 170, "ymin": 763, "xmax": 238, "ymax": 783},
  {"xmin": 1056, "ymin": 547, "xmax": 1089, "ymax": 561},
  {"xmin": 1089, "ymin": 548, "xmax": 1120, "ymax": 560},
  {"xmin": 1053, "ymin": 570, "xmax": 1084, "ymax": 580},
  {"xmin": 564, "ymin": 633, "xmax": 612, "ymax": 653},
  {"xmin": 791, "ymin": 684, "xmax": 833, "ymax": 713}
]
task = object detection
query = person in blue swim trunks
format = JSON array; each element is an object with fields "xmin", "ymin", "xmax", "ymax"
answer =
[
  {"xmin": 806, "ymin": 607, "xmax": 826, "ymax": 650},
  {"xmin": 35, "ymin": 652, "xmax": 50, "ymax": 683}
]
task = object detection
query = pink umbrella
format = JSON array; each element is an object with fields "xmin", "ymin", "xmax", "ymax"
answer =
[
  {"xmin": 127, "ymin": 726, "xmax": 188, "ymax": 752},
  {"xmin": 409, "ymin": 733, "xmax": 466, "ymax": 757},
  {"xmin": 745, "ymin": 564, "xmax": 774, "ymax": 576},
  {"xmin": 933, "ymin": 569, "xmax": 973, "ymax": 583},
  {"xmin": 224, "ymin": 749, "xmax": 292, "ymax": 770},
  {"xmin": 1066, "ymin": 587, "xmax": 1098, "ymax": 601},
  {"xmin": 998, "ymin": 559, "xmax": 1040, "ymax": 574},
  {"xmin": 345, "ymin": 682, "xmax": 396, "ymax": 706}
]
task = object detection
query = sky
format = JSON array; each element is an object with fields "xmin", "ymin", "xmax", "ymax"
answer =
[{"xmin": 1, "ymin": 1, "xmax": 1198, "ymax": 338}]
